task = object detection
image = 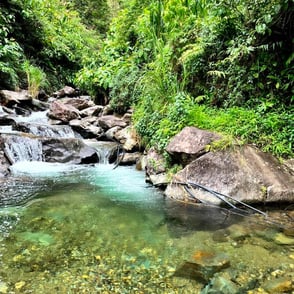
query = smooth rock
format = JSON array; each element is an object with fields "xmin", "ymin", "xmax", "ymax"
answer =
[
  {"xmin": 41, "ymin": 137, "xmax": 99, "ymax": 164},
  {"xmin": 174, "ymin": 251, "xmax": 230, "ymax": 281},
  {"xmin": 52, "ymin": 86, "xmax": 77, "ymax": 98},
  {"xmin": 145, "ymin": 147, "xmax": 166, "ymax": 176},
  {"xmin": 166, "ymin": 126, "xmax": 221, "ymax": 165},
  {"xmin": 262, "ymin": 276, "xmax": 293, "ymax": 293},
  {"xmin": 80, "ymin": 105, "xmax": 103, "ymax": 117},
  {"xmin": 48, "ymin": 100, "xmax": 80, "ymax": 122},
  {"xmin": 201, "ymin": 275, "xmax": 238, "ymax": 294},
  {"xmin": 149, "ymin": 173, "xmax": 169, "ymax": 187},
  {"xmin": 118, "ymin": 152, "xmax": 141, "ymax": 165},
  {"xmin": 98, "ymin": 115, "xmax": 127, "ymax": 130},
  {"xmin": 165, "ymin": 145, "xmax": 294, "ymax": 205},
  {"xmin": 114, "ymin": 126, "xmax": 139, "ymax": 151},
  {"xmin": 61, "ymin": 97, "xmax": 94, "ymax": 110},
  {"xmin": 69, "ymin": 118, "xmax": 104, "ymax": 139}
]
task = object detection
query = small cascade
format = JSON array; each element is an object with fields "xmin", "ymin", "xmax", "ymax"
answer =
[
  {"xmin": 3, "ymin": 135, "xmax": 43, "ymax": 164},
  {"xmin": 13, "ymin": 122, "xmax": 76, "ymax": 138},
  {"xmin": 84, "ymin": 140, "xmax": 118, "ymax": 164}
]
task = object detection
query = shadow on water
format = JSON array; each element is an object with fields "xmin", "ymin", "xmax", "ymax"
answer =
[{"xmin": 161, "ymin": 199, "xmax": 246, "ymax": 238}]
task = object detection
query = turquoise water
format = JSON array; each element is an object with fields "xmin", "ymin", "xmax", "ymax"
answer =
[{"xmin": 0, "ymin": 164, "xmax": 293, "ymax": 293}]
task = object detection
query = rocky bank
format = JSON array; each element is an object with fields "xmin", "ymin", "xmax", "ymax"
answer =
[{"xmin": 0, "ymin": 87, "xmax": 293, "ymax": 206}]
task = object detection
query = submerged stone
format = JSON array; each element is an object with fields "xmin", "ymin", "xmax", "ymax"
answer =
[
  {"xmin": 174, "ymin": 251, "xmax": 230, "ymax": 282},
  {"xmin": 201, "ymin": 275, "xmax": 238, "ymax": 294},
  {"xmin": 274, "ymin": 233, "xmax": 294, "ymax": 245},
  {"xmin": 0, "ymin": 282, "xmax": 8, "ymax": 294},
  {"xmin": 19, "ymin": 232, "xmax": 55, "ymax": 246},
  {"xmin": 262, "ymin": 276, "xmax": 293, "ymax": 293}
]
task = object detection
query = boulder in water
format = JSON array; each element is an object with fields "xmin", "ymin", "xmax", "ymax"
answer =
[
  {"xmin": 165, "ymin": 135, "xmax": 294, "ymax": 205},
  {"xmin": 69, "ymin": 118, "xmax": 104, "ymax": 139},
  {"xmin": 41, "ymin": 137, "xmax": 98, "ymax": 164},
  {"xmin": 114, "ymin": 126, "xmax": 140, "ymax": 152}
]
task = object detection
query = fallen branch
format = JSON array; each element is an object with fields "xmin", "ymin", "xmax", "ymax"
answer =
[{"xmin": 174, "ymin": 181, "xmax": 267, "ymax": 217}]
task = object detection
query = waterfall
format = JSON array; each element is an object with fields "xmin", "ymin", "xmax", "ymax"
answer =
[
  {"xmin": 84, "ymin": 140, "xmax": 118, "ymax": 164},
  {"xmin": 13, "ymin": 122, "xmax": 76, "ymax": 138},
  {"xmin": 3, "ymin": 135, "xmax": 43, "ymax": 164}
]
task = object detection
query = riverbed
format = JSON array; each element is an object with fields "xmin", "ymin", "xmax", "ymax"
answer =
[{"xmin": 0, "ymin": 162, "xmax": 293, "ymax": 293}]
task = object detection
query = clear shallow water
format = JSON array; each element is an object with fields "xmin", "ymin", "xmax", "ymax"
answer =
[{"xmin": 0, "ymin": 164, "xmax": 293, "ymax": 293}]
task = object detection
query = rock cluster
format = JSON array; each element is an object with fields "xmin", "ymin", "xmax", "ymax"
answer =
[
  {"xmin": 0, "ymin": 86, "xmax": 141, "ymax": 175},
  {"xmin": 147, "ymin": 126, "xmax": 294, "ymax": 205}
]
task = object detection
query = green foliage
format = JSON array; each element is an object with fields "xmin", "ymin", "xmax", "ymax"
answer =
[
  {"xmin": 0, "ymin": 0, "xmax": 101, "ymax": 91},
  {"xmin": 0, "ymin": 1, "xmax": 24, "ymax": 89},
  {"xmin": 1, "ymin": 0, "xmax": 292, "ymax": 159},
  {"xmin": 116, "ymin": 0, "xmax": 293, "ymax": 158},
  {"xmin": 69, "ymin": 0, "xmax": 110, "ymax": 34},
  {"xmin": 22, "ymin": 60, "xmax": 47, "ymax": 98}
]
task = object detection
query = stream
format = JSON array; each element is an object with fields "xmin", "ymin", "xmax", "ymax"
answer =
[{"xmin": 0, "ymin": 114, "xmax": 293, "ymax": 293}]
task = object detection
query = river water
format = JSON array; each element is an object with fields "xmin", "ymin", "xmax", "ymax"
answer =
[{"xmin": 0, "ymin": 161, "xmax": 293, "ymax": 293}]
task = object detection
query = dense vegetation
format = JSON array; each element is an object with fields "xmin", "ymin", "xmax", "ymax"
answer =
[{"xmin": 0, "ymin": 0, "xmax": 293, "ymax": 158}]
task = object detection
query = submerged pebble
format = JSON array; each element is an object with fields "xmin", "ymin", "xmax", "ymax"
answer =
[{"xmin": 274, "ymin": 233, "xmax": 294, "ymax": 245}]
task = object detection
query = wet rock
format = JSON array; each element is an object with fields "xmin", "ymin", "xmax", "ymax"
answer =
[
  {"xmin": 146, "ymin": 147, "xmax": 166, "ymax": 176},
  {"xmin": 0, "ymin": 140, "xmax": 10, "ymax": 176},
  {"xmin": 3, "ymin": 135, "xmax": 43, "ymax": 164},
  {"xmin": 114, "ymin": 126, "xmax": 140, "ymax": 151},
  {"xmin": 41, "ymin": 137, "xmax": 99, "ymax": 164},
  {"xmin": 165, "ymin": 145, "xmax": 294, "ymax": 205},
  {"xmin": 69, "ymin": 118, "xmax": 104, "ymax": 139},
  {"xmin": 227, "ymin": 224, "xmax": 250, "ymax": 241},
  {"xmin": 166, "ymin": 127, "xmax": 221, "ymax": 165},
  {"xmin": 201, "ymin": 275, "xmax": 238, "ymax": 294},
  {"xmin": 174, "ymin": 251, "xmax": 230, "ymax": 282},
  {"xmin": 48, "ymin": 100, "xmax": 80, "ymax": 123},
  {"xmin": 61, "ymin": 97, "xmax": 94, "ymax": 110},
  {"xmin": 1, "ymin": 106, "xmax": 15, "ymax": 114},
  {"xmin": 212, "ymin": 229, "xmax": 230, "ymax": 243},
  {"xmin": 0, "ymin": 115, "xmax": 15, "ymax": 126},
  {"xmin": 98, "ymin": 115, "xmax": 127, "ymax": 130},
  {"xmin": 105, "ymin": 126, "xmax": 122, "ymax": 141},
  {"xmin": 80, "ymin": 105, "xmax": 103, "ymax": 117},
  {"xmin": 149, "ymin": 173, "xmax": 169, "ymax": 187},
  {"xmin": 13, "ymin": 122, "xmax": 76, "ymax": 138},
  {"xmin": 262, "ymin": 276, "xmax": 293, "ymax": 293},
  {"xmin": 118, "ymin": 152, "xmax": 141, "ymax": 165}
]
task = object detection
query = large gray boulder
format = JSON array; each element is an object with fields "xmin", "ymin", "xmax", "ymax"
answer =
[
  {"xmin": 98, "ymin": 115, "xmax": 127, "ymax": 130},
  {"xmin": 61, "ymin": 97, "xmax": 95, "ymax": 110},
  {"xmin": 69, "ymin": 117, "xmax": 104, "ymax": 139},
  {"xmin": 165, "ymin": 145, "xmax": 294, "ymax": 204},
  {"xmin": 0, "ymin": 90, "xmax": 31, "ymax": 107},
  {"xmin": 80, "ymin": 105, "xmax": 104, "ymax": 117},
  {"xmin": 114, "ymin": 126, "xmax": 140, "ymax": 151},
  {"xmin": 52, "ymin": 86, "xmax": 78, "ymax": 98},
  {"xmin": 166, "ymin": 126, "xmax": 221, "ymax": 165},
  {"xmin": 41, "ymin": 137, "xmax": 98, "ymax": 164},
  {"xmin": 48, "ymin": 100, "xmax": 80, "ymax": 123}
]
